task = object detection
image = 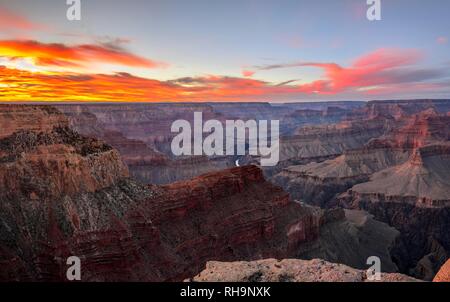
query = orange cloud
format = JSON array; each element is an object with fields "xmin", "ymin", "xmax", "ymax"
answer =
[
  {"xmin": 0, "ymin": 67, "xmax": 178, "ymax": 102},
  {"xmin": 0, "ymin": 40, "xmax": 167, "ymax": 69},
  {"xmin": 1, "ymin": 48, "xmax": 448, "ymax": 102},
  {"xmin": 0, "ymin": 64, "xmax": 448, "ymax": 102},
  {"xmin": 0, "ymin": 65, "xmax": 306, "ymax": 102},
  {"xmin": 0, "ymin": 6, "xmax": 44, "ymax": 31}
]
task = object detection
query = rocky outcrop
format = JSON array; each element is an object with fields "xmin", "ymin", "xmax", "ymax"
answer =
[
  {"xmin": 60, "ymin": 110, "xmax": 232, "ymax": 185},
  {"xmin": 0, "ymin": 105, "xmax": 128, "ymax": 199},
  {"xmin": 190, "ymin": 258, "xmax": 419, "ymax": 282},
  {"xmin": 433, "ymin": 259, "xmax": 450, "ymax": 282},
  {"xmin": 0, "ymin": 105, "xmax": 67, "ymax": 139},
  {"xmin": 1, "ymin": 102, "xmax": 448, "ymax": 282}
]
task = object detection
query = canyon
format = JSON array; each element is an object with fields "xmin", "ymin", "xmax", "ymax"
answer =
[
  {"xmin": 0, "ymin": 104, "xmax": 395, "ymax": 281},
  {"xmin": 56, "ymin": 102, "xmax": 358, "ymax": 184},
  {"xmin": 0, "ymin": 100, "xmax": 449, "ymax": 282}
]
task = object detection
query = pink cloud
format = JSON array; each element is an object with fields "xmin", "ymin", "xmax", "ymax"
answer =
[
  {"xmin": 241, "ymin": 69, "xmax": 255, "ymax": 77},
  {"xmin": 437, "ymin": 36, "xmax": 448, "ymax": 45},
  {"xmin": 304, "ymin": 48, "xmax": 425, "ymax": 92},
  {"xmin": 248, "ymin": 48, "xmax": 438, "ymax": 95}
]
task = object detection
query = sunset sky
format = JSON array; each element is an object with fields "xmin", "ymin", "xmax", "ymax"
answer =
[{"xmin": 0, "ymin": 0, "xmax": 450, "ymax": 102}]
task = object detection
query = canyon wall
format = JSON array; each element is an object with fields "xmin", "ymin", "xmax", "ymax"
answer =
[{"xmin": 56, "ymin": 102, "xmax": 360, "ymax": 184}]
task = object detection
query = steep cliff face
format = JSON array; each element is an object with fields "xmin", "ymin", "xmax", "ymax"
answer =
[
  {"xmin": 129, "ymin": 155, "xmax": 233, "ymax": 185},
  {"xmin": 1, "ymin": 103, "xmax": 447, "ymax": 282},
  {"xmin": 56, "ymin": 103, "xmax": 223, "ymax": 147},
  {"xmin": 208, "ymin": 102, "xmax": 358, "ymax": 135},
  {"xmin": 190, "ymin": 258, "xmax": 419, "ymax": 282}
]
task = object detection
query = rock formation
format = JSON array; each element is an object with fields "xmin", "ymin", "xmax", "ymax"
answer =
[
  {"xmin": 190, "ymin": 258, "xmax": 419, "ymax": 282},
  {"xmin": 0, "ymin": 105, "xmax": 129, "ymax": 199}
]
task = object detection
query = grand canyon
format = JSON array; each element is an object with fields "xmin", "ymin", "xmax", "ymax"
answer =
[
  {"xmin": 0, "ymin": 100, "xmax": 449, "ymax": 282},
  {"xmin": 1, "ymin": 0, "xmax": 450, "ymax": 290}
]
